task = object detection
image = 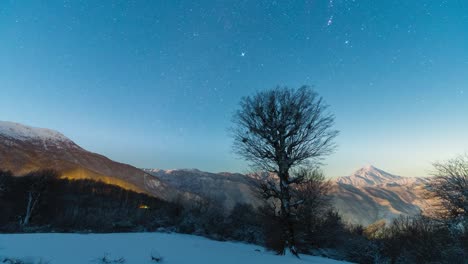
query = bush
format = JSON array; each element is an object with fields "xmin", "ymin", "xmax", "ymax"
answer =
[
  {"xmin": 0, "ymin": 257, "xmax": 50, "ymax": 264},
  {"xmin": 374, "ymin": 215, "xmax": 467, "ymax": 264},
  {"xmin": 93, "ymin": 254, "xmax": 125, "ymax": 264}
]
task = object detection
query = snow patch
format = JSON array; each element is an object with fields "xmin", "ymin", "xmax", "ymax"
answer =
[
  {"xmin": 0, "ymin": 233, "xmax": 349, "ymax": 264},
  {"xmin": 0, "ymin": 121, "xmax": 71, "ymax": 143},
  {"xmin": 336, "ymin": 165, "xmax": 402, "ymax": 186}
]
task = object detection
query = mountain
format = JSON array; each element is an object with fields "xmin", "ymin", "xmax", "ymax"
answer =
[
  {"xmin": 0, "ymin": 121, "xmax": 180, "ymax": 201},
  {"xmin": 144, "ymin": 168, "xmax": 261, "ymax": 209},
  {"xmin": 336, "ymin": 165, "xmax": 402, "ymax": 186},
  {"xmin": 146, "ymin": 165, "xmax": 434, "ymax": 226},
  {"xmin": 331, "ymin": 166, "xmax": 432, "ymax": 226}
]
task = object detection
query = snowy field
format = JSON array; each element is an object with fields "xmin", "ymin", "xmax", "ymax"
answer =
[{"xmin": 0, "ymin": 233, "xmax": 349, "ymax": 264}]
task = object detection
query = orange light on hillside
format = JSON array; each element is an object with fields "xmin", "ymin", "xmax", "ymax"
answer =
[{"xmin": 139, "ymin": 204, "xmax": 150, "ymax": 209}]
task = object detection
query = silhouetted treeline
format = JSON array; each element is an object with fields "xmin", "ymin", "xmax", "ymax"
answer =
[
  {"xmin": 0, "ymin": 170, "xmax": 263, "ymax": 242},
  {"xmin": 0, "ymin": 170, "xmax": 173, "ymax": 232}
]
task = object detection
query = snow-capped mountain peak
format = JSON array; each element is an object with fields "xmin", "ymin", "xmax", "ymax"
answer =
[
  {"xmin": 0, "ymin": 121, "xmax": 71, "ymax": 143},
  {"xmin": 336, "ymin": 165, "xmax": 401, "ymax": 186}
]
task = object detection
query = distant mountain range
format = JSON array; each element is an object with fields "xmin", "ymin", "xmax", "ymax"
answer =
[
  {"xmin": 332, "ymin": 165, "xmax": 433, "ymax": 225},
  {"xmin": 144, "ymin": 168, "xmax": 261, "ymax": 209},
  {"xmin": 0, "ymin": 121, "xmax": 435, "ymax": 226},
  {"xmin": 146, "ymin": 166, "xmax": 434, "ymax": 226}
]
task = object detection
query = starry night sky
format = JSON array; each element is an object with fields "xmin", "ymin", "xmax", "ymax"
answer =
[{"xmin": 1, "ymin": 0, "xmax": 467, "ymax": 177}]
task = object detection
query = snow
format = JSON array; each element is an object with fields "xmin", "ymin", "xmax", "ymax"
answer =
[
  {"xmin": 0, "ymin": 233, "xmax": 349, "ymax": 264},
  {"xmin": 0, "ymin": 121, "xmax": 70, "ymax": 143},
  {"xmin": 336, "ymin": 165, "xmax": 402, "ymax": 186},
  {"xmin": 336, "ymin": 165, "xmax": 430, "ymax": 188},
  {"xmin": 144, "ymin": 168, "xmax": 203, "ymax": 174}
]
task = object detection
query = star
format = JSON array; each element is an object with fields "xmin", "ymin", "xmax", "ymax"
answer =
[
  {"xmin": 241, "ymin": 52, "xmax": 246, "ymax": 57},
  {"xmin": 327, "ymin": 16, "xmax": 333, "ymax": 26}
]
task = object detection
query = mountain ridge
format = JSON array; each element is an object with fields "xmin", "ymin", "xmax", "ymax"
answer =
[
  {"xmin": 330, "ymin": 165, "xmax": 433, "ymax": 225},
  {"xmin": 146, "ymin": 165, "xmax": 433, "ymax": 226},
  {"xmin": 144, "ymin": 168, "xmax": 260, "ymax": 209},
  {"xmin": 0, "ymin": 121, "xmax": 184, "ymax": 201},
  {"xmin": 336, "ymin": 165, "xmax": 403, "ymax": 186},
  {"xmin": 0, "ymin": 121, "xmax": 71, "ymax": 143}
]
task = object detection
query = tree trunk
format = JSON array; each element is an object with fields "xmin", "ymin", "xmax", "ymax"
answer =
[
  {"xmin": 279, "ymin": 172, "xmax": 298, "ymax": 256},
  {"xmin": 22, "ymin": 192, "xmax": 33, "ymax": 227},
  {"xmin": 22, "ymin": 191, "xmax": 39, "ymax": 227}
]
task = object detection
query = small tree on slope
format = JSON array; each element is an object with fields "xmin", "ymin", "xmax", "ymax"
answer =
[
  {"xmin": 429, "ymin": 154, "xmax": 468, "ymax": 227},
  {"xmin": 231, "ymin": 86, "xmax": 338, "ymax": 255}
]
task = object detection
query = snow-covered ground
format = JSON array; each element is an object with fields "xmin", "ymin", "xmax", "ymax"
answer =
[{"xmin": 0, "ymin": 233, "xmax": 349, "ymax": 264}]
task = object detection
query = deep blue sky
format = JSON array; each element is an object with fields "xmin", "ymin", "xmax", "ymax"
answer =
[{"xmin": 1, "ymin": 0, "xmax": 467, "ymax": 177}]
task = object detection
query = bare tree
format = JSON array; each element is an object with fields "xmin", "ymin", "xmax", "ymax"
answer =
[
  {"xmin": 20, "ymin": 172, "xmax": 50, "ymax": 228},
  {"xmin": 291, "ymin": 169, "xmax": 335, "ymax": 250},
  {"xmin": 429, "ymin": 154, "xmax": 468, "ymax": 223},
  {"xmin": 294, "ymin": 169, "xmax": 332, "ymax": 215},
  {"xmin": 231, "ymin": 86, "xmax": 338, "ymax": 255}
]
